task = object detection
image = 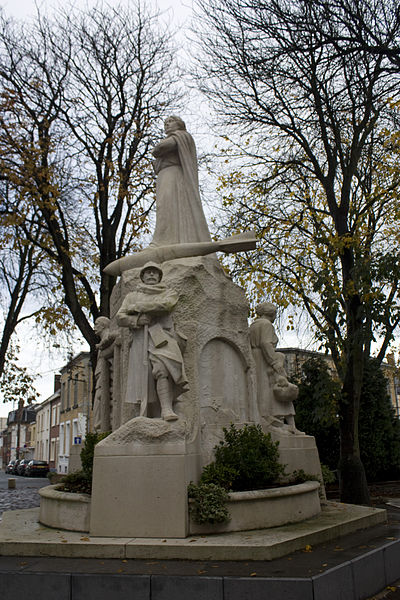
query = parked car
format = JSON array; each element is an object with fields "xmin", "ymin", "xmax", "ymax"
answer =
[
  {"xmin": 17, "ymin": 458, "xmax": 30, "ymax": 476},
  {"xmin": 11, "ymin": 459, "xmax": 20, "ymax": 474},
  {"xmin": 5, "ymin": 460, "xmax": 17, "ymax": 474},
  {"xmin": 25, "ymin": 460, "xmax": 49, "ymax": 477}
]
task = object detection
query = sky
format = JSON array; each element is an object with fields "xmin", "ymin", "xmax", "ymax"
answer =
[{"xmin": 2, "ymin": 0, "xmax": 193, "ymax": 22}]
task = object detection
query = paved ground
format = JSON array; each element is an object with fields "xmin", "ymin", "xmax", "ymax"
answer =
[
  {"xmin": 1, "ymin": 469, "xmax": 400, "ymax": 599},
  {"xmin": 0, "ymin": 470, "xmax": 49, "ymax": 517}
]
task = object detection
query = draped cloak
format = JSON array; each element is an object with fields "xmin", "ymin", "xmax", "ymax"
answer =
[{"xmin": 151, "ymin": 129, "xmax": 212, "ymax": 245}]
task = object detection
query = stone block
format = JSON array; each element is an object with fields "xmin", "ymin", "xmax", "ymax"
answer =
[
  {"xmin": 68, "ymin": 444, "xmax": 83, "ymax": 473},
  {"xmin": 223, "ymin": 577, "xmax": 313, "ymax": 600},
  {"xmin": 151, "ymin": 575, "xmax": 222, "ymax": 600},
  {"xmin": 383, "ymin": 539, "xmax": 400, "ymax": 585},
  {"xmin": 90, "ymin": 451, "xmax": 199, "ymax": 538},
  {"xmin": 269, "ymin": 432, "xmax": 326, "ymax": 500},
  {"xmin": 0, "ymin": 572, "xmax": 70, "ymax": 600},
  {"xmin": 312, "ymin": 562, "xmax": 354, "ymax": 600},
  {"xmin": 71, "ymin": 573, "xmax": 150, "ymax": 600},
  {"xmin": 351, "ymin": 547, "xmax": 386, "ymax": 599}
]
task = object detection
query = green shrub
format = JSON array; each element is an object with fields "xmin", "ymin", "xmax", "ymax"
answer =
[
  {"xmin": 58, "ymin": 470, "xmax": 92, "ymax": 495},
  {"xmin": 80, "ymin": 431, "xmax": 110, "ymax": 479},
  {"xmin": 57, "ymin": 430, "xmax": 111, "ymax": 495},
  {"xmin": 293, "ymin": 356, "xmax": 400, "ymax": 482},
  {"xmin": 292, "ymin": 357, "xmax": 340, "ymax": 471},
  {"xmin": 47, "ymin": 472, "xmax": 64, "ymax": 485},
  {"xmin": 199, "ymin": 462, "xmax": 238, "ymax": 490},
  {"xmin": 188, "ymin": 482, "xmax": 230, "ymax": 524},
  {"xmin": 321, "ymin": 464, "xmax": 337, "ymax": 485},
  {"xmin": 187, "ymin": 424, "xmax": 286, "ymax": 524},
  {"xmin": 200, "ymin": 424, "xmax": 285, "ymax": 492},
  {"xmin": 359, "ymin": 359, "xmax": 400, "ymax": 481},
  {"xmin": 290, "ymin": 469, "xmax": 319, "ymax": 484}
]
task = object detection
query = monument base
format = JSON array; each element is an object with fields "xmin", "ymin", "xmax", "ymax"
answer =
[
  {"xmin": 268, "ymin": 430, "xmax": 327, "ymax": 500},
  {"xmin": 89, "ymin": 417, "xmax": 201, "ymax": 538}
]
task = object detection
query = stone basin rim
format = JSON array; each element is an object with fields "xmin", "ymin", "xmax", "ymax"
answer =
[
  {"xmin": 224, "ymin": 480, "xmax": 320, "ymax": 502},
  {"xmin": 39, "ymin": 484, "xmax": 91, "ymax": 503},
  {"xmin": 39, "ymin": 480, "xmax": 319, "ymax": 504}
]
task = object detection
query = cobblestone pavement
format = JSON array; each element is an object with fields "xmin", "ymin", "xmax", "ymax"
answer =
[{"xmin": 0, "ymin": 470, "xmax": 49, "ymax": 518}]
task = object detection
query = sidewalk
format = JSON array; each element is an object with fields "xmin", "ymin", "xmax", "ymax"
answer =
[{"xmin": 0, "ymin": 500, "xmax": 400, "ymax": 599}]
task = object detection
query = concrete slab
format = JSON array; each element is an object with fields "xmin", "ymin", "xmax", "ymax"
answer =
[
  {"xmin": 223, "ymin": 576, "xmax": 313, "ymax": 600},
  {"xmin": 151, "ymin": 575, "xmax": 223, "ymax": 600},
  {"xmin": 0, "ymin": 509, "xmax": 129, "ymax": 558},
  {"xmin": 0, "ymin": 502, "xmax": 387, "ymax": 561},
  {"xmin": 0, "ymin": 571, "xmax": 71, "ymax": 600},
  {"xmin": 384, "ymin": 540, "xmax": 400, "ymax": 585},
  {"xmin": 71, "ymin": 573, "xmax": 150, "ymax": 600},
  {"xmin": 352, "ymin": 547, "xmax": 386, "ymax": 599},
  {"xmin": 312, "ymin": 562, "xmax": 355, "ymax": 600}
]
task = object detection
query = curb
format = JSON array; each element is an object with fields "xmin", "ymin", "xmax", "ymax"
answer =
[{"xmin": 1, "ymin": 538, "xmax": 400, "ymax": 600}]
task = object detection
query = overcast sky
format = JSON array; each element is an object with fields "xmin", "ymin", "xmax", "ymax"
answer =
[{"xmin": 2, "ymin": 0, "xmax": 192, "ymax": 22}]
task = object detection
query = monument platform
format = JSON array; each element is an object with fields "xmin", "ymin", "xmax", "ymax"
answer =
[
  {"xmin": 1, "ymin": 502, "xmax": 400, "ymax": 600},
  {"xmin": 0, "ymin": 501, "xmax": 386, "ymax": 560}
]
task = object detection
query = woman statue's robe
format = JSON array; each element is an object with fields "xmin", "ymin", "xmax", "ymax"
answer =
[
  {"xmin": 249, "ymin": 317, "xmax": 297, "ymax": 419},
  {"xmin": 151, "ymin": 129, "xmax": 212, "ymax": 246}
]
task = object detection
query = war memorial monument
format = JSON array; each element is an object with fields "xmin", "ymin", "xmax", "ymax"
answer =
[
  {"xmin": 82, "ymin": 114, "xmax": 324, "ymax": 538},
  {"xmin": 34, "ymin": 116, "xmax": 387, "ymax": 557}
]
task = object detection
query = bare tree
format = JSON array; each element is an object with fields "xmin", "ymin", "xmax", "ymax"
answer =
[
  {"xmin": 305, "ymin": 0, "xmax": 400, "ymax": 68},
  {"xmin": 193, "ymin": 0, "xmax": 400, "ymax": 503},
  {"xmin": 0, "ymin": 1, "xmax": 179, "ymax": 371}
]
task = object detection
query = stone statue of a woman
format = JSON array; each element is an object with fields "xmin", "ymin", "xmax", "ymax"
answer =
[
  {"xmin": 150, "ymin": 115, "xmax": 212, "ymax": 246},
  {"xmin": 250, "ymin": 302, "xmax": 301, "ymax": 434}
]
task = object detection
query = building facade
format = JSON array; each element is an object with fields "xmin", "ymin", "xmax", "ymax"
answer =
[
  {"xmin": 0, "ymin": 417, "xmax": 7, "ymax": 468},
  {"xmin": 35, "ymin": 375, "xmax": 61, "ymax": 470},
  {"xmin": 58, "ymin": 352, "xmax": 93, "ymax": 474},
  {"xmin": 5, "ymin": 404, "xmax": 37, "ymax": 462}
]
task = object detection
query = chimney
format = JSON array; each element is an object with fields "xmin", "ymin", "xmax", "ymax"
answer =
[
  {"xmin": 386, "ymin": 353, "xmax": 395, "ymax": 367},
  {"xmin": 54, "ymin": 374, "xmax": 61, "ymax": 392}
]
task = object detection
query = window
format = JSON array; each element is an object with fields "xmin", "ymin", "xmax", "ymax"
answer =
[
  {"xmin": 73, "ymin": 377, "xmax": 78, "ymax": 407},
  {"xmin": 52, "ymin": 405, "xmax": 58, "ymax": 427},
  {"xmin": 59, "ymin": 423, "xmax": 65, "ymax": 455},
  {"xmin": 50, "ymin": 439, "xmax": 55, "ymax": 461},
  {"xmin": 65, "ymin": 422, "xmax": 71, "ymax": 455},
  {"xmin": 61, "ymin": 383, "xmax": 66, "ymax": 412},
  {"xmin": 66, "ymin": 379, "xmax": 70, "ymax": 410}
]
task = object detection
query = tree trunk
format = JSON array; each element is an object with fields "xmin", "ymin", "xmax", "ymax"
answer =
[
  {"xmin": 338, "ymin": 402, "xmax": 370, "ymax": 504},
  {"xmin": 338, "ymin": 290, "xmax": 371, "ymax": 505}
]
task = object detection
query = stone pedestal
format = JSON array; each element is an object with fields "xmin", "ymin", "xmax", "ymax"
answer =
[
  {"xmin": 89, "ymin": 417, "xmax": 201, "ymax": 538},
  {"xmin": 88, "ymin": 256, "xmax": 325, "ymax": 538},
  {"xmin": 68, "ymin": 444, "xmax": 82, "ymax": 473},
  {"xmin": 269, "ymin": 430, "xmax": 327, "ymax": 500}
]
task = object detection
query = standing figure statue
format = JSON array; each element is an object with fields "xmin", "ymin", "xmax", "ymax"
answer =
[
  {"xmin": 93, "ymin": 317, "xmax": 119, "ymax": 433},
  {"xmin": 151, "ymin": 115, "xmax": 212, "ymax": 246},
  {"xmin": 249, "ymin": 302, "xmax": 301, "ymax": 434},
  {"xmin": 116, "ymin": 262, "xmax": 188, "ymax": 421}
]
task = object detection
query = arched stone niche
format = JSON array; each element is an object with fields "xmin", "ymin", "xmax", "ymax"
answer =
[
  {"xmin": 199, "ymin": 337, "xmax": 248, "ymax": 423},
  {"xmin": 199, "ymin": 337, "xmax": 250, "ymax": 465}
]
